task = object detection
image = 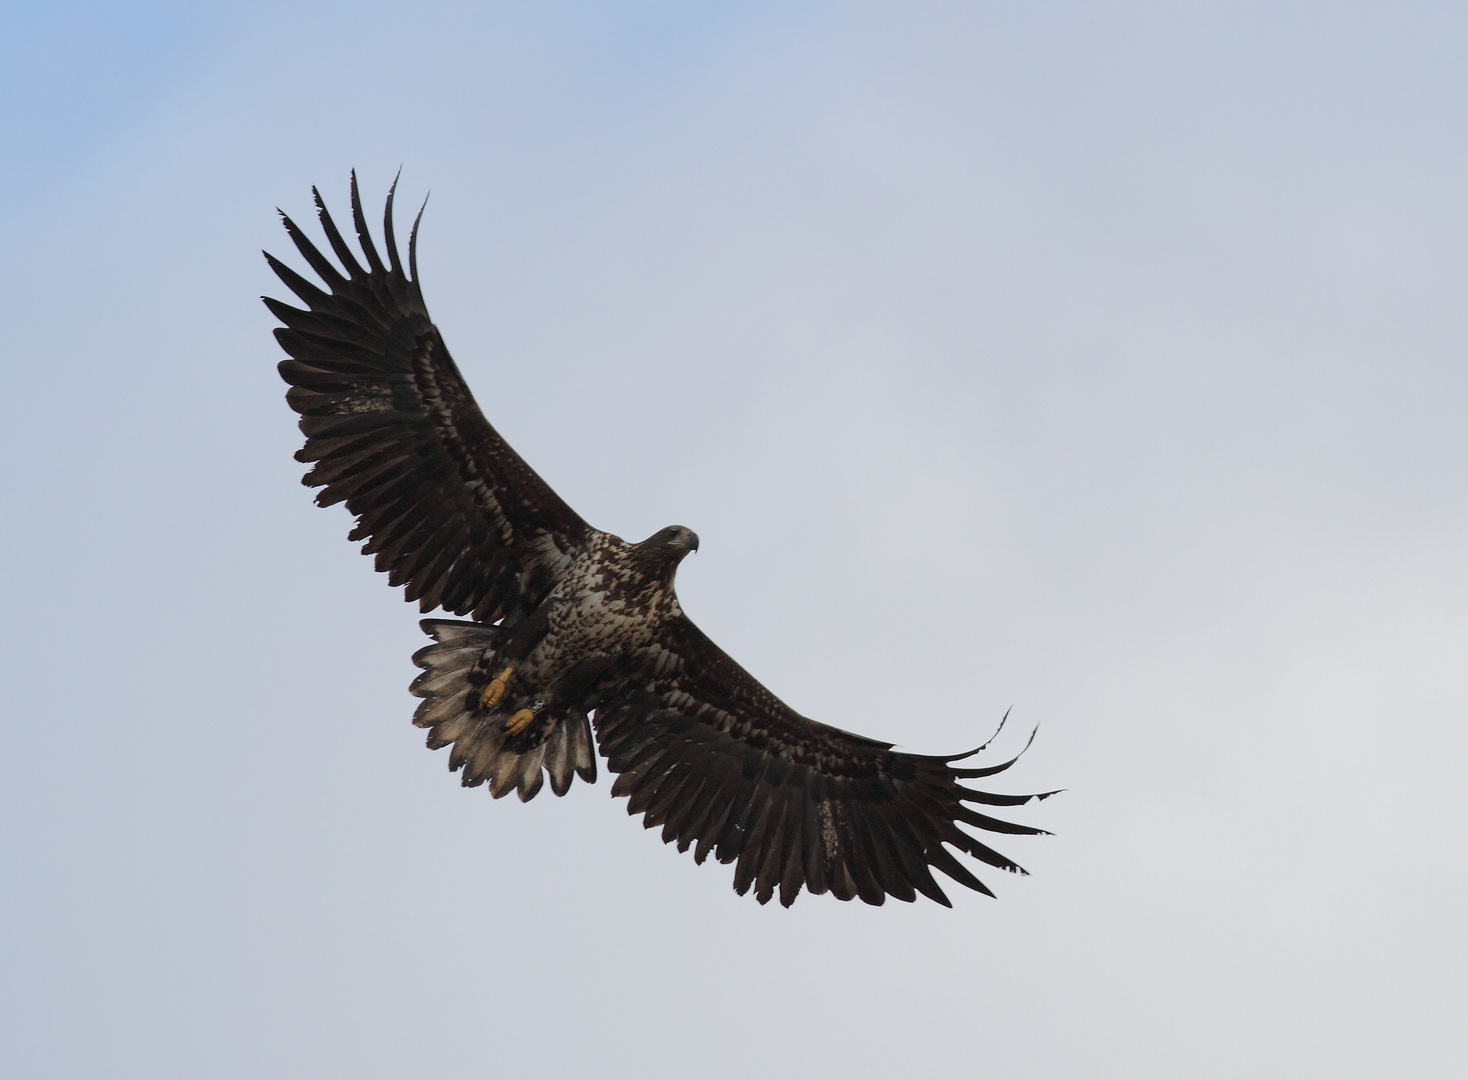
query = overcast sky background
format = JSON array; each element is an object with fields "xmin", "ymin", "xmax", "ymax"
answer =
[{"xmin": 3, "ymin": 2, "xmax": 1466, "ymax": 1077}]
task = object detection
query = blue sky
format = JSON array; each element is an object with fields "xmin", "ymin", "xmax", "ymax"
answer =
[{"xmin": 3, "ymin": 3, "xmax": 1466, "ymax": 1077}]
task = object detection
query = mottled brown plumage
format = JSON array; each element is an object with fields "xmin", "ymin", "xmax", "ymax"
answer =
[{"xmin": 266, "ymin": 173, "xmax": 1055, "ymax": 906}]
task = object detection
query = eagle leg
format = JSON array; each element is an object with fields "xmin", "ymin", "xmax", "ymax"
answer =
[
  {"xmin": 504, "ymin": 705, "xmax": 538, "ymax": 737},
  {"xmin": 479, "ymin": 665, "xmax": 515, "ymax": 709}
]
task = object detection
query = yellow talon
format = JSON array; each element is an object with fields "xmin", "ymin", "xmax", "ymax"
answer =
[
  {"xmin": 479, "ymin": 665, "xmax": 515, "ymax": 709},
  {"xmin": 504, "ymin": 708, "xmax": 536, "ymax": 736}
]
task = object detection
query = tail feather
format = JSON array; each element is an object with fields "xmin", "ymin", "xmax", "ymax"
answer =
[
  {"xmin": 569, "ymin": 714, "xmax": 597, "ymax": 784},
  {"xmin": 462, "ymin": 723, "xmax": 504, "ymax": 786},
  {"xmin": 411, "ymin": 619, "xmax": 595, "ymax": 801},
  {"xmin": 544, "ymin": 718, "xmax": 571, "ymax": 793},
  {"xmin": 490, "ymin": 744, "xmax": 544, "ymax": 800},
  {"xmin": 424, "ymin": 701, "xmax": 478, "ymax": 751},
  {"xmin": 516, "ymin": 748, "xmax": 547, "ymax": 801},
  {"xmin": 486, "ymin": 741, "xmax": 523, "ymax": 797},
  {"xmin": 408, "ymin": 664, "xmax": 472, "ymax": 697}
]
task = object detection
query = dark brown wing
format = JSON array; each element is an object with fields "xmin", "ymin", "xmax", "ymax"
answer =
[
  {"xmin": 594, "ymin": 615, "xmax": 1056, "ymax": 907},
  {"xmin": 265, "ymin": 174, "xmax": 591, "ymax": 622}
]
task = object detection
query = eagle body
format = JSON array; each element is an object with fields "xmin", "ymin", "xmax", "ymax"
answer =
[
  {"xmin": 540, "ymin": 528, "xmax": 693, "ymax": 673},
  {"xmin": 266, "ymin": 174, "xmax": 1055, "ymax": 907},
  {"xmin": 410, "ymin": 527, "xmax": 697, "ymax": 801}
]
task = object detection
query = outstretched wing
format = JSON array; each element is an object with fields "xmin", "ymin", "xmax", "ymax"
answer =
[
  {"xmin": 265, "ymin": 174, "xmax": 591, "ymax": 622},
  {"xmin": 594, "ymin": 617, "xmax": 1055, "ymax": 907}
]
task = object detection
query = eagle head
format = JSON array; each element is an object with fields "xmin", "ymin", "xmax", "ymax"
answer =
[
  {"xmin": 647, "ymin": 525, "xmax": 699, "ymax": 554},
  {"xmin": 634, "ymin": 522, "xmax": 695, "ymax": 557},
  {"xmin": 633, "ymin": 526, "xmax": 699, "ymax": 579}
]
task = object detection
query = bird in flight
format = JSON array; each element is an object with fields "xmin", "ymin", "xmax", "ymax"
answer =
[{"xmin": 265, "ymin": 173, "xmax": 1055, "ymax": 907}]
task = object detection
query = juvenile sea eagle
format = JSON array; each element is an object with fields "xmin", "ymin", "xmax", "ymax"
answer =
[{"xmin": 265, "ymin": 174, "xmax": 1054, "ymax": 907}]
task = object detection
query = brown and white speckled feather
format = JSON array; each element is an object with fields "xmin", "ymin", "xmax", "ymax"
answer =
[{"xmin": 267, "ymin": 176, "xmax": 1056, "ymax": 905}]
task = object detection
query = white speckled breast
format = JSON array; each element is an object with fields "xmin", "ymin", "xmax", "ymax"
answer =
[{"xmin": 520, "ymin": 531, "xmax": 682, "ymax": 684}]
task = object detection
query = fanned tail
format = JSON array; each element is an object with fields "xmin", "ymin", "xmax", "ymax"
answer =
[{"xmin": 409, "ymin": 619, "xmax": 597, "ymax": 801}]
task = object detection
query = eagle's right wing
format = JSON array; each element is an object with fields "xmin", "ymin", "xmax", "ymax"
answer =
[{"xmin": 265, "ymin": 174, "xmax": 591, "ymax": 623}]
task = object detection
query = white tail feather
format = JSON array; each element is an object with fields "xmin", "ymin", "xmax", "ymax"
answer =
[{"xmin": 411, "ymin": 619, "xmax": 596, "ymax": 800}]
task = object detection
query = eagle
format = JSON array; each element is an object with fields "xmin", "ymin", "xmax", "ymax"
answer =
[{"xmin": 264, "ymin": 174, "xmax": 1055, "ymax": 907}]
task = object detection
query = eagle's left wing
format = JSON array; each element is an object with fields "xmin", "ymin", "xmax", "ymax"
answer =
[{"xmin": 594, "ymin": 616, "xmax": 1054, "ymax": 907}]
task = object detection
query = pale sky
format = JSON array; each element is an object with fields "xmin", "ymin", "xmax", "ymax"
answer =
[{"xmin": 3, "ymin": 3, "xmax": 1466, "ymax": 1077}]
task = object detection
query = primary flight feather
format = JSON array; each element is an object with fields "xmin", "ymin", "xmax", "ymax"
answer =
[{"xmin": 265, "ymin": 173, "xmax": 1054, "ymax": 907}]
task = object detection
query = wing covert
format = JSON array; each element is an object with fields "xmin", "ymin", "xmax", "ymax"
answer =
[
  {"xmin": 594, "ymin": 615, "xmax": 1056, "ymax": 907},
  {"xmin": 265, "ymin": 173, "xmax": 592, "ymax": 622}
]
